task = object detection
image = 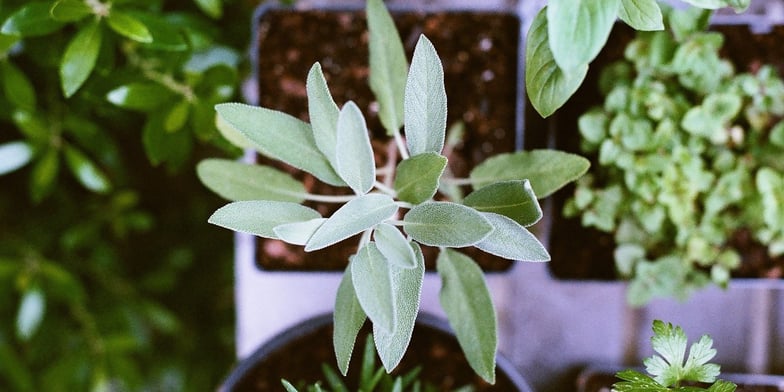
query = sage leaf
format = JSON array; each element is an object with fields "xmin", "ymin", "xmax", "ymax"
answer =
[
  {"xmin": 618, "ymin": 0, "xmax": 664, "ymax": 31},
  {"xmin": 525, "ymin": 8, "xmax": 588, "ymax": 118},
  {"xmin": 197, "ymin": 158, "xmax": 305, "ymax": 202},
  {"xmin": 470, "ymin": 150, "xmax": 590, "ymax": 198},
  {"xmin": 374, "ymin": 223, "xmax": 417, "ymax": 268},
  {"xmin": 367, "ymin": 0, "xmax": 407, "ymax": 134},
  {"xmin": 464, "ymin": 180, "xmax": 542, "ymax": 227},
  {"xmin": 107, "ymin": 10, "xmax": 153, "ymax": 43},
  {"xmin": 404, "ymin": 35, "xmax": 447, "ymax": 156},
  {"xmin": 307, "ymin": 62, "xmax": 340, "ymax": 170},
  {"xmin": 0, "ymin": 141, "xmax": 33, "ymax": 176},
  {"xmin": 0, "ymin": 61, "xmax": 36, "ymax": 111},
  {"xmin": 16, "ymin": 286, "xmax": 45, "ymax": 341},
  {"xmin": 394, "ymin": 152, "xmax": 447, "ymax": 204},
  {"xmin": 334, "ymin": 266, "xmax": 367, "ymax": 376},
  {"xmin": 547, "ymin": 0, "xmax": 620, "ymax": 73},
  {"xmin": 351, "ymin": 243, "xmax": 396, "ymax": 333},
  {"xmin": 60, "ymin": 20, "xmax": 102, "ymax": 98},
  {"xmin": 208, "ymin": 201, "xmax": 321, "ymax": 239},
  {"xmin": 306, "ymin": 194, "xmax": 398, "ymax": 251},
  {"xmin": 336, "ymin": 101, "xmax": 375, "ymax": 195},
  {"xmin": 63, "ymin": 146, "xmax": 111, "ymax": 194},
  {"xmin": 106, "ymin": 82, "xmax": 174, "ymax": 111},
  {"xmin": 403, "ymin": 202, "xmax": 493, "ymax": 247},
  {"xmin": 475, "ymin": 213, "xmax": 550, "ymax": 261},
  {"xmin": 437, "ymin": 249, "xmax": 497, "ymax": 384},
  {"xmin": 50, "ymin": 0, "xmax": 93, "ymax": 22},
  {"xmin": 273, "ymin": 218, "xmax": 327, "ymax": 245},
  {"xmin": 215, "ymin": 103, "xmax": 345, "ymax": 186},
  {"xmin": 1, "ymin": 2, "xmax": 65, "ymax": 37},
  {"xmin": 374, "ymin": 242, "xmax": 425, "ymax": 371}
]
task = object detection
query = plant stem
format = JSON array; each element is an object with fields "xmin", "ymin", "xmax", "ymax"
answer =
[
  {"xmin": 393, "ymin": 128, "xmax": 409, "ymax": 160},
  {"xmin": 373, "ymin": 181, "xmax": 396, "ymax": 197},
  {"xmin": 300, "ymin": 193, "xmax": 356, "ymax": 203}
]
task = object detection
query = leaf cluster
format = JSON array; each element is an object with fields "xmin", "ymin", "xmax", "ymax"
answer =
[
  {"xmin": 198, "ymin": 0, "xmax": 589, "ymax": 384},
  {"xmin": 526, "ymin": 0, "xmax": 750, "ymax": 118},
  {"xmin": 564, "ymin": 7, "xmax": 784, "ymax": 305}
]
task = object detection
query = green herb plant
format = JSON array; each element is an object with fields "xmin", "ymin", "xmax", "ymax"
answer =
[
  {"xmin": 198, "ymin": 0, "xmax": 589, "ymax": 384},
  {"xmin": 564, "ymin": 7, "xmax": 784, "ymax": 305},
  {"xmin": 614, "ymin": 320, "xmax": 737, "ymax": 392},
  {"xmin": 526, "ymin": 0, "xmax": 750, "ymax": 118}
]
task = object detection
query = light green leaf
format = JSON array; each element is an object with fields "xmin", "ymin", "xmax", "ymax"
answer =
[
  {"xmin": 194, "ymin": 0, "xmax": 222, "ymax": 18},
  {"xmin": 404, "ymin": 35, "xmax": 446, "ymax": 156},
  {"xmin": 16, "ymin": 286, "xmax": 45, "ymax": 341},
  {"xmin": 336, "ymin": 101, "xmax": 375, "ymax": 195},
  {"xmin": 1, "ymin": 61, "xmax": 36, "ymax": 111},
  {"xmin": 273, "ymin": 218, "xmax": 327, "ymax": 246},
  {"xmin": 394, "ymin": 152, "xmax": 447, "ymax": 204},
  {"xmin": 1, "ymin": 2, "xmax": 65, "ymax": 37},
  {"xmin": 373, "ymin": 223, "xmax": 417, "ymax": 268},
  {"xmin": 437, "ymin": 249, "xmax": 497, "ymax": 384},
  {"xmin": 463, "ymin": 180, "xmax": 542, "ymax": 226},
  {"xmin": 306, "ymin": 194, "xmax": 398, "ymax": 251},
  {"xmin": 142, "ymin": 112, "xmax": 191, "ymax": 167},
  {"xmin": 30, "ymin": 148, "xmax": 59, "ymax": 202},
  {"xmin": 470, "ymin": 150, "xmax": 590, "ymax": 198},
  {"xmin": 196, "ymin": 159, "xmax": 305, "ymax": 202},
  {"xmin": 281, "ymin": 380, "xmax": 299, "ymax": 392},
  {"xmin": 334, "ymin": 267, "xmax": 367, "ymax": 376},
  {"xmin": 215, "ymin": 112, "xmax": 254, "ymax": 149},
  {"xmin": 373, "ymin": 242, "xmax": 425, "ymax": 371},
  {"xmin": 60, "ymin": 20, "xmax": 102, "ymax": 98},
  {"xmin": 126, "ymin": 11, "xmax": 188, "ymax": 51},
  {"xmin": 525, "ymin": 8, "xmax": 589, "ymax": 118},
  {"xmin": 351, "ymin": 243, "xmax": 396, "ymax": 333},
  {"xmin": 208, "ymin": 201, "xmax": 321, "ymax": 239},
  {"xmin": 106, "ymin": 82, "xmax": 174, "ymax": 111},
  {"xmin": 475, "ymin": 213, "xmax": 549, "ymax": 261},
  {"xmin": 215, "ymin": 103, "xmax": 345, "ymax": 186},
  {"xmin": 548, "ymin": 0, "xmax": 620, "ymax": 72},
  {"xmin": 367, "ymin": 0, "xmax": 408, "ymax": 134},
  {"xmin": 164, "ymin": 100, "xmax": 190, "ymax": 132},
  {"xmin": 0, "ymin": 34, "xmax": 20, "ymax": 54},
  {"xmin": 403, "ymin": 202, "xmax": 493, "ymax": 247},
  {"xmin": 50, "ymin": 0, "xmax": 93, "ymax": 22},
  {"xmin": 0, "ymin": 141, "xmax": 33, "ymax": 175},
  {"xmin": 618, "ymin": 0, "xmax": 664, "ymax": 31},
  {"xmin": 107, "ymin": 10, "xmax": 153, "ymax": 43},
  {"xmin": 63, "ymin": 146, "xmax": 111, "ymax": 194},
  {"xmin": 307, "ymin": 62, "xmax": 340, "ymax": 169}
]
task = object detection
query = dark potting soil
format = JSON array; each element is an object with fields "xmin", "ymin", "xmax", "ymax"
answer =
[
  {"xmin": 253, "ymin": 8, "xmax": 520, "ymax": 271},
  {"xmin": 227, "ymin": 320, "xmax": 521, "ymax": 391},
  {"xmin": 525, "ymin": 23, "xmax": 784, "ymax": 281},
  {"xmin": 577, "ymin": 370, "xmax": 784, "ymax": 392}
]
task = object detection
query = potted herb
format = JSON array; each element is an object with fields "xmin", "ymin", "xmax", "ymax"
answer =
[{"xmin": 199, "ymin": 0, "xmax": 588, "ymax": 384}]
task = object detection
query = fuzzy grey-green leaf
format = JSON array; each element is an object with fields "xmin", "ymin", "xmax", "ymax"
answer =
[
  {"xmin": 197, "ymin": 158, "xmax": 305, "ymax": 202},
  {"xmin": 306, "ymin": 194, "xmax": 398, "ymax": 251},
  {"xmin": 307, "ymin": 62, "xmax": 340, "ymax": 169},
  {"xmin": 351, "ymin": 243, "xmax": 396, "ymax": 333},
  {"xmin": 336, "ymin": 101, "xmax": 375, "ymax": 195},
  {"xmin": 367, "ymin": 0, "xmax": 408, "ymax": 134},
  {"xmin": 334, "ymin": 266, "xmax": 367, "ymax": 376},
  {"xmin": 475, "ymin": 213, "xmax": 550, "ymax": 261},
  {"xmin": 464, "ymin": 180, "xmax": 542, "ymax": 226},
  {"xmin": 394, "ymin": 152, "xmax": 447, "ymax": 204},
  {"xmin": 405, "ymin": 35, "xmax": 447, "ymax": 156},
  {"xmin": 208, "ymin": 201, "xmax": 321, "ymax": 239},
  {"xmin": 374, "ymin": 223, "xmax": 417, "ymax": 268},
  {"xmin": 273, "ymin": 218, "xmax": 326, "ymax": 246},
  {"xmin": 403, "ymin": 202, "xmax": 493, "ymax": 247}
]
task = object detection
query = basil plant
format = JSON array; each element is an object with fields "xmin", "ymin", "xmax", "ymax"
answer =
[{"xmin": 198, "ymin": 0, "xmax": 588, "ymax": 384}]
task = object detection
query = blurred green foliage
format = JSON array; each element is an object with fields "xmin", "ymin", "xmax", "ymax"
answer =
[{"xmin": 0, "ymin": 0, "xmax": 257, "ymax": 389}]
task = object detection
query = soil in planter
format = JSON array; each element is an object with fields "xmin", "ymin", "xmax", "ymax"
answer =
[
  {"xmin": 577, "ymin": 370, "xmax": 784, "ymax": 392},
  {"xmin": 524, "ymin": 24, "xmax": 784, "ymax": 281},
  {"xmin": 228, "ymin": 320, "xmax": 521, "ymax": 391},
  {"xmin": 253, "ymin": 9, "xmax": 520, "ymax": 271}
]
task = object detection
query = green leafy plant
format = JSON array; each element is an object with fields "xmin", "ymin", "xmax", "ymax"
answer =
[
  {"xmin": 526, "ymin": 0, "xmax": 750, "ymax": 118},
  {"xmin": 614, "ymin": 320, "xmax": 737, "ymax": 392},
  {"xmin": 198, "ymin": 0, "xmax": 589, "ymax": 384},
  {"xmin": 564, "ymin": 7, "xmax": 784, "ymax": 305}
]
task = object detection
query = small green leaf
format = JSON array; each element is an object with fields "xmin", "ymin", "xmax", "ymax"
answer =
[
  {"xmin": 547, "ymin": 0, "xmax": 620, "ymax": 72},
  {"xmin": 281, "ymin": 380, "xmax": 299, "ymax": 392},
  {"xmin": 107, "ymin": 10, "xmax": 153, "ymax": 43},
  {"xmin": 208, "ymin": 201, "xmax": 321, "ymax": 239},
  {"xmin": 30, "ymin": 148, "xmax": 59, "ymax": 202},
  {"xmin": 164, "ymin": 100, "xmax": 190, "ymax": 133},
  {"xmin": 525, "ymin": 8, "xmax": 589, "ymax": 118},
  {"xmin": 351, "ymin": 243, "xmax": 396, "ymax": 333},
  {"xmin": 142, "ymin": 112, "xmax": 192, "ymax": 167},
  {"xmin": 374, "ymin": 223, "xmax": 417, "ymax": 268},
  {"xmin": 60, "ymin": 20, "xmax": 102, "ymax": 98},
  {"xmin": 106, "ymin": 82, "xmax": 174, "ymax": 111},
  {"xmin": 1, "ymin": 61, "xmax": 36, "ymax": 111},
  {"xmin": 63, "ymin": 146, "xmax": 111, "ymax": 193},
  {"xmin": 437, "ymin": 249, "xmax": 497, "ymax": 384},
  {"xmin": 403, "ymin": 202, "xmax": 493, "ymax": 247},
  {"xmin": 336, "ymin": 101, "xmax": 375, "ymax": 195},
  {"xmin": 474, "ymin": 213, "xmax": 549, "ymax": 261},
  {"xmin": 367, "ymin": 0, "xmax": 408, "ymax": 134},
  {"xmin": 463, "ymin": 180, "xmax": 542, "ymax": 226},
  {"xmin": 306, "ymin": 193, "xmax": 398, "ymax": 251},
  {"xmin": 126, "ymin": 11, "xmax": 188, "ymax": 51},
  {"xmin": 197, "ymin": 158, "xmax": 305, "ymax": 202},
  {"xmin": 16, "ymin": 286, "xmax": 46, "ymax": 341},
  {"xmin": 307, "ymin": 62, "xmax": 340, "ymax": 170},
  {"xmin": 404, "ymin": 35, "xmax": 447, "ymax": 156},
  {"xmin": 618, "ymin": 0, "xmax": 664, "ymax": 31},
  {"xmin": 470, "ymin": 150, "xmax": 590, "ymax": 198},
  {"xmin": 215, "ymin": 103, "xmax": 345, "ymax": 186},
  {"xmin": 1, "ymin": 2, "xmax": 65, "ymax": 37},
  {"xmin": 394, "ymin": 152, "xmax": 447, "ymax": 204},
  {"xmin": 273, "ymin": 218, "xmax": 327, "ymax": 246},
  {"xmin": 334, "ymin": 267, "xmax": 367, "ymax": 376},
  {"xmin": 194, "ymin": 0, "xmax": 222, "ymax": 18},
  {"xmin": 0, "ymin": 34, "xmax": 20, "ymax": 54},
  {"xmin": 0, "ymin": 141, "xmax": 33, "ymax": 176},
  {"xmin": 50, "ymin": 0, "xmax": 93, "ymax": 23}
]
